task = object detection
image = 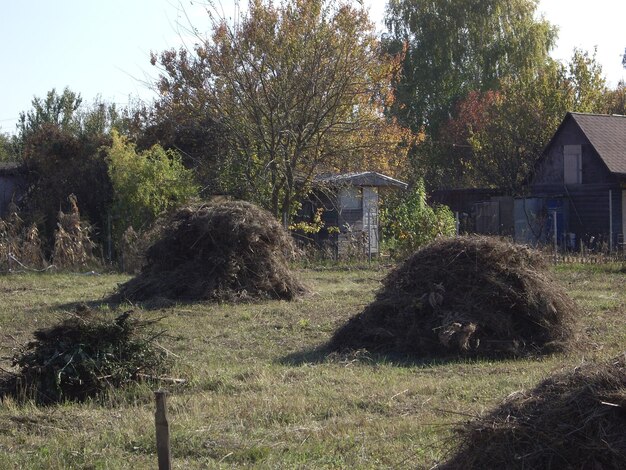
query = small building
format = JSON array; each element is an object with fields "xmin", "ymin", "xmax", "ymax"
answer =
[
  {"xmin": 298, "ymin": 171, "xmax": 407, "ymax": 255},
  {"xmin": 0, "ymin": 162, "xmax": 25, "ymax": 217},
  {"xmin": 522, "ymin": 112, "xmax": 626, "ymax": 250}
]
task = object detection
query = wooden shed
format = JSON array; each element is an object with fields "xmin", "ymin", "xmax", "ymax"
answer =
[
  {"xmin": 298, "ymin": 171, "xmax": 407, "ymax": 255},
  {"xmin": 523, "ymin": 112, "xmax": 626, "ymax": 250},
  {"xmin": 0, "ymin": 162, "xmax": 25, "ymax": 217}
]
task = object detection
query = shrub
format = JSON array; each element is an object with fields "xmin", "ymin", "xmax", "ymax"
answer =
[{"xmin": 380, "ymin": 180, "xmax": 455, "ymax": 257}]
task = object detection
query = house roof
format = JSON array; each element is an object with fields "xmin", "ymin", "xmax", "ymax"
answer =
[
  {"xmin": 567, "ymin": 112, "xmax": 626, "ymax": 175},
  {"xmin": 313, "ymin": 171, "xmax": 408, "ymax": 189}
]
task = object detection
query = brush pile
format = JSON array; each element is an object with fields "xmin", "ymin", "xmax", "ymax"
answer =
[
  {"xmin": 442, "ymin": 355, "xmax": 626, "ymax": 469},
  {"xmin": 116, "ymin": 200, "xmax": 307, "ymax": 302},
  {"xmin": 1, "ymin": 308, "xmax": 167, "ymax": 404},
  {"xmin": 330, "ymin": 236, "xmax": 580, "ymax": 357}
]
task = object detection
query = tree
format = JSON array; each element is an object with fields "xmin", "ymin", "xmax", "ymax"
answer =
[
  {"xmin": 384, "ymin": 0, "xmax": 557, "ymax": 136},
  {"xmin": 0, "ymin": 132, "xmax": 13, "ymax": 162},
  {"xmin": 15, "ymin": 89, "xmax": 126, "ymax": 248},
  {"xmin": 151, "ymin": 0, "xmax": 409, "ymax": 221},
  {"xmin": 604, "ymin": 81, "xmax": 626, "ymax": 115}
]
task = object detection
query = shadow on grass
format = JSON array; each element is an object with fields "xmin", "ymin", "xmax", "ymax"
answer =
[
  {"xmin": 56, "ymin": 294, "xmax": 188, "ymax": 312},
  {"xmin": 277, "ymin": 344, "xmax": 501, "ymax": 369}
]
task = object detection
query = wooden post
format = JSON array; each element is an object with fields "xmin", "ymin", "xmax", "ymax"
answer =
[
  {"xmin": 552, "ymin": 210, "xmax": 558, "ymax": 265},
  {"xmin": 155, "ymin": 390, "xmax": 172, "ymax": 470},
  {"xmin": 609, "ymin": 190, "xmax": 613, "ymax": 253}
]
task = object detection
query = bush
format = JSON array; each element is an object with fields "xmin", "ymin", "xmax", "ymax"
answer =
[
  {"xmin": 380, "ymin": 180, "xmax": 455, "ymax": 257},
  {"xmin": 106, "ymin": 130, "xmax": 198, "ymax": 248}
]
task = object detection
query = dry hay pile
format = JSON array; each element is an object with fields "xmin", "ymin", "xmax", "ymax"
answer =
[
  {"xmin": 1, "ymin": 308, "xmax": 167, "ymax": 404},
  {"xmin": 116, "ymin": 200, "xmax": 307, "ymax": 302},
  {"xmin": 330, "ymin": 236, "xmax": 580, "ymax": 358},
  {"xmin": 442, "ymin": 355, "xmax": 626, "ymax": 469}
]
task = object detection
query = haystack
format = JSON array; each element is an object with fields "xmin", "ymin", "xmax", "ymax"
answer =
[
  {"xmin": 116, "ymin": 200, "xmax": 307, "ymax": 302},
  {"xmin": 442, "ymin": 355, "xmax": 626, "ymax": 469},
  {"xmin": 329, "ymin": 236, "xmax": 580, "ymax": 357}
]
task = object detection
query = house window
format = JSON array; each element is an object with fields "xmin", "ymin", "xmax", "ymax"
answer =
[
  {"xmin": 563, "ymin": 145, "xmax": 582, "ymax": 184},
  {"xmin": 339, "ymin": 187, "xmax": 362, "ymax": 210}
]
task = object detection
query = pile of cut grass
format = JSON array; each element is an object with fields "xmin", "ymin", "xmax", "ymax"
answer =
[
  {"xmin": 442, "ymin": 354, "xmax": 626, "ymax": 469},
  {"xmin": 330, "ymin": 236, "xmax": 582, "ymax": 358},
  {"xmin": 115, "ymin": 200, "xmax": 307, "ymax": 303}
]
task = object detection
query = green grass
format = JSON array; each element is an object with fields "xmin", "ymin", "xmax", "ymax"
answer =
[{"xmin": 0, "ymin": 264, "xmax": 624, "ymax": 468}]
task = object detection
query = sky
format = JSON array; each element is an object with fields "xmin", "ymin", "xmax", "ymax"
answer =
[{"xmin": 1, "ymin": 0, "xmax": 625, "ymax": 135}]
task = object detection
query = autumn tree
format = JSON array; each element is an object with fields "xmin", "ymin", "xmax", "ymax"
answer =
[
  {"xmin": 151, "ymin": 0, "xmax": 409, "ymax": 221},
  {"xmin": 604, "ymin": 81, "xmax": 626, "ymax": 115},
  {"xmin": 442, "ymin": 49, "xmax": 609, "ymax": 193}
]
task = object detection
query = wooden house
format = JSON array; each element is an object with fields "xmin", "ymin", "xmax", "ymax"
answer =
[
  {"xmin": 0, "ymin": 162, "xmax": 25, "ymax": 217},
  {"xmin": 298, "ymin": 171, "xmax": 407, "ymax": 255},
  {"xmin": 523, "ymin": 112, "xmax": 626, "ymax": 249}
]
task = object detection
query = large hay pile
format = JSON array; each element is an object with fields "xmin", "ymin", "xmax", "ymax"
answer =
[
  {"xmin": 442, "ymin": 355, "xmax": 626, "ymax": 469},
  {"xmin": 116, "ymin": 200, "xmax": 307, "ymax": 302},
  {"xmin": 2, "ymin": 309, "xmax": 167, "ymax": 404},
  {"xmin": 330, "ymin": 236, "xmax": 580, "ymax": 357}
]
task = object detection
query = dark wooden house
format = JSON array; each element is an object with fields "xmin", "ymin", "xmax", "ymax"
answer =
[
  {"xmin": 525, "ymin": 112, "xmax": 626, "ymax": 249},
  {"xmin": 0, "ymin": 162, "xmax": 25, "ymax": 217},
  {"xmin": 298, "ymin": 171, "xmax": 407, "ymax": 255}
]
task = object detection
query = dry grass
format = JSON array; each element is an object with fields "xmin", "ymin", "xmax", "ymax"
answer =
[{"xmin": 0, "ymin": 262, "xmax": 622, "ymax": 468}]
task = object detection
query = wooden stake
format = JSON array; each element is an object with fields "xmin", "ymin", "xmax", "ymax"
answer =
[{"xmin": 155, "ymin": 390, "xmax": 172, "ymax": 470}]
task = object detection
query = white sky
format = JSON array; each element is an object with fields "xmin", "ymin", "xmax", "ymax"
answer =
[{"xmin": 1, "ymin": 0, "xmax": 624, "ymax": 135}]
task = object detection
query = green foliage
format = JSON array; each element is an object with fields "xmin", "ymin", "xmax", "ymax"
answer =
[
  {"xmin": 289, "ymin": 208, "xmax": 339, "ymax": 235},
  {"xmin": 0, "ymin": 132, "xmax": 14, "ymax": 162},
  {"xmin": 380, "ymin": 181, "xmax": 455, "ymax": 256},
  {"xmin": 15, "ymin": 89, "xmax": 130, "ymax": 250},
  {"xmin": 106, "ymin": 130, "xmax": 198, "ymax": 241},
  {"xmin": 385, "ymin": 0, "xmax": 556, "ymax": 136}
]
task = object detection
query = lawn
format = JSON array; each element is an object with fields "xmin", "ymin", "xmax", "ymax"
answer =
[{"xmin": 0, "ymin": 263, "xmax": 623, "ymax": 469}]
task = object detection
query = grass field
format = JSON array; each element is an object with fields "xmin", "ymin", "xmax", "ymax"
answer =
[{"xmin": 0, "ymin": 263, "xmax": 623, "ymax": 469}]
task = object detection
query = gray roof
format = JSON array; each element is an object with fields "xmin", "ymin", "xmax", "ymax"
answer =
[
  {"xmin": 569, "ymin": 112, "xmax": 626, "ymax": 175},
  {"xmin": 314, "ymin": 171, "xmax": 408, "ymax": 189}
]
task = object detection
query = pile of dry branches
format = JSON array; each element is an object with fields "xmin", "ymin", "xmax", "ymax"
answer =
[
  {"xmin": 330, "ymin": 236, "xmax": 581, "ymax": 358},
  {"xmin": 1, "ymin": 308, "xmax": 168, "ymax": 404},
  {"xmin": 442, "ymin": 355, "xmax": 626, "ymax": 468},
  {"xmin": 116, "ymin": 200, "xmax": 307, "ymax": 302}
]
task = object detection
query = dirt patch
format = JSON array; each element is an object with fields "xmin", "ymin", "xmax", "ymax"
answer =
[
  {"xmin": 442, "ymin": 354, "xmax": 626, "ymax": 469},
  {"xmin": 115, "ymin": 200, "xmax": 307, "ymax": 303},
  {"xmin": 329, "ymin": 236, "xmax": 581, "ymax": 358}
]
